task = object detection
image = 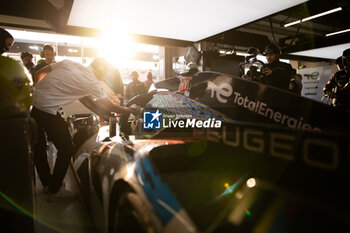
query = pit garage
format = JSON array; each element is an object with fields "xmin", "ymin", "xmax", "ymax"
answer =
[{"xmin": 1, "ymin": 0, "xmax": 350, "ymax": 233}]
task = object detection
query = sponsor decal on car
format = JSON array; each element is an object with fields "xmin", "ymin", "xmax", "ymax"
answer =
[
  {"xmin": 231, "ymin": 91, "xmax": 321, "ymax": 132},
  {"xmin": 178, "ymin": 77, "xmax": 191, "ymax": 93},
  {"xmin": 207, "ymin": 80, "xmax": 321, "ymax": 132},
  {"xmin": 208, "ymin": 81, "xmax": 233, "ymax": 104},
  {"xmin": 193, "ymin": 124, "xmax": 344, "ymax": 171}
]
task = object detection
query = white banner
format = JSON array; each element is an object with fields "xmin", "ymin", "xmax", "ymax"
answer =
[{"xmin": 298, "ymin": 65, "xmax": 337, "ymax": 104}]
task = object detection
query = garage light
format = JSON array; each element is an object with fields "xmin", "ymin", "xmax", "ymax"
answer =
[
  {"xmin": 7, "ymin": 29, "xmax": 84, "ymax": 46},
  {"xmin": 68, "ymin": 0, "xmax": 307, "ymax": 42},
  {"xmin": 68, "ymin": 48, "xmax": 78, "ymax": 53},
  {"xmin": 29, "ymin": 45, "xmax": 39, "ymax": 50},
  {"xmin": 284, "ymin": 7, "xmax": 342, "ymax": 28},
  {"xmin": 219, "ymin": 50, "xmax": 234, "ymax": 55},
  {"xmin": 326, "ymin": 28, "xmax": 350, "ymax": 37}
]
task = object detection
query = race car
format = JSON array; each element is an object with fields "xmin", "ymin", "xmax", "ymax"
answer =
[{"xmin": 70, "ymin": 71, "xmax": 350, "ymax": 233}]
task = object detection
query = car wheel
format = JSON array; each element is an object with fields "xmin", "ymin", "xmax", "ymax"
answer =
[{"xmin": 112, "ymin": 191, "xmax": 150, "ymax": 233}]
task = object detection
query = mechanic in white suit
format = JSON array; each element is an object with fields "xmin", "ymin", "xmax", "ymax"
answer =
[{"xmin": 31, "ymin": 58, "xmax": 139, "ymax": 201}]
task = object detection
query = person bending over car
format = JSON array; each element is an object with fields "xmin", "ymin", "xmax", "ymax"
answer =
[{"xmin": 31, "ymin": 57, "xmax": 139, "ymax": 201}]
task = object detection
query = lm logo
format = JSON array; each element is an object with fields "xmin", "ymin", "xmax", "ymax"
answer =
[
  {"xmin": 143, "ymin": 110, "xmax": 161, "ymax": 129},
  {"xmin": 208, "ymin": 81, "xmax": 233, "ymax": 103},
  {"xmin": 303, "ymin": 72, "xmax": 320, "ymax": 80}
]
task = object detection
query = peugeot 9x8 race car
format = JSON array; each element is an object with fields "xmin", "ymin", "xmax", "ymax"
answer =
[{"xmin": 70, "ymin": 71, "xmax": 350, "ymax": 233}]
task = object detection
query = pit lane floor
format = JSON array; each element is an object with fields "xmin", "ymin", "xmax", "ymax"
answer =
[{"xmin": 34, "ymin": 144, "xmax": 94, "ymax": 233}]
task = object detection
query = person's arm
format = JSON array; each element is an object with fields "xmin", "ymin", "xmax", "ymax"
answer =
[
  {"xmin": 263, "ymin": 67, "xmax": 273, "ymax": 76},
  {"xmin": 323, "ymin": 73, "xmax": 337, "ymax": 98},
  {"xmin": 79, "ymin": 96, "xmax": 111, "ymax": 121},
  {"xmin": 34, "ymin": 65, "xmax": 52, "ymax": 84},
  {"xmin": 94, "ymin": 97, "xmax": 140, "ymax": 115}
]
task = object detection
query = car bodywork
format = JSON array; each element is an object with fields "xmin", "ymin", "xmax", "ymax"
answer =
[{"xmin": 71, "ymin": 72, "xmax": 350, "ymax": 233}]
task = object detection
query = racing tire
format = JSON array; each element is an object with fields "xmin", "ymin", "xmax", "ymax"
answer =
[{"xmin": 111, "ymin": 191, "xmax": 156, "ymax": 233}]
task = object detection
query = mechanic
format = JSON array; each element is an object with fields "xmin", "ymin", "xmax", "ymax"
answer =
[
  {"xmin": 262, "ymin": 44, "xmax": 293, "ymax": 91},
  {"xmin": 289, "ymin": 68, "xmax": 303, "ymax": 95},
  {"xmin": 144, "ymin": 71, "xmax": 155, "ymax": 91},
  {"xmin": 20, "ymin": 52, "xmax": 35, "ymax": 72},
  {"xmin": 31, "ymin": 57, "xmax": 140, "ymax": 201},
  {"xmin": 0, "ymin": 28, "xmax": 14, "ymax": 55},
  {"xmin": 104, "ymin": 67, "xmax": 124, "ymax": 104},
  {"xmin": 33, "ymin": 44, "xmax": 56, "ymax": 83},
  {"xmin": 323, "ymin": 49, "xmax": 350, "ymax": 111},
  {"xmin": 125, "ymin": 71, "xmax": 146, "ymax": 100},
  {"xmin": 42, "ymin": 43, "xmax": 56, "ymax": 65}
]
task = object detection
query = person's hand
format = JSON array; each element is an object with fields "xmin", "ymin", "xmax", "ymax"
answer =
[
  {"xmin": 129, "ymin": 106, "xmax": 141, "ymax": 116},
  {"xmin": 327, "ymin": 91, "xmax": 336, "ymax": 98},
  {"xmin": 263, "ymin": 68, "xmax": 272, "ymax": 76}
]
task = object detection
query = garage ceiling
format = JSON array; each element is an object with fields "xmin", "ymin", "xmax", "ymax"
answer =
[
  {"xmin": 67, "ymin": 0, "xmax": 306, "ymax": 42},
  {"xmin": 0, "ymin": 0, "xmax": 349, "ymax": 59},
  {"xmin": 232, "ymin": 0, "xmax": 350, "ymax": 59}
]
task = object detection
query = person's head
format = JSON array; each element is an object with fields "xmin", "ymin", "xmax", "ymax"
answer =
[
  {"xmin": 130, "ymin": 71, "xmax": 139, "ymax": 81},
  {"xmin": 0, "ymin": 28, "xmax": 14, "ymax": 55},
  {"xmin": 335, "ymin": 56, "xmax": 344, "ymax": 70},
  {"xmin": 90, "ymin": 57, "xmax": 111, "ymax": 81},
  {"xmin": 291, "ymin": 68, "xmax": 302, "ymax": 81},
  {"xmin": 37, "ymin": 59, "xmax": 46, "ymax": 66},
  {"xmin": 342, "ymin": 48, "xmax": 350, "ymax": 71},
  {"xmin": 42, "ymin": 44, "xmax": 55, "ymax": 64},
  {"xmin": 147, "ymin": 72, "xmax": 153, "ymax": 80},
  {"xmin": 20, "ymin": 52, "xmax": 33, "ymax": 65},
  {"xmin": 264, "ymin": 44, "xmax": 280, "ymax": 64}
]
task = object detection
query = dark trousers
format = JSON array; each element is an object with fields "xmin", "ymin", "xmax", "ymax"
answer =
[{"xmin": 31, "ymin": 107, "xmax": 75, "ymax": 193}]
